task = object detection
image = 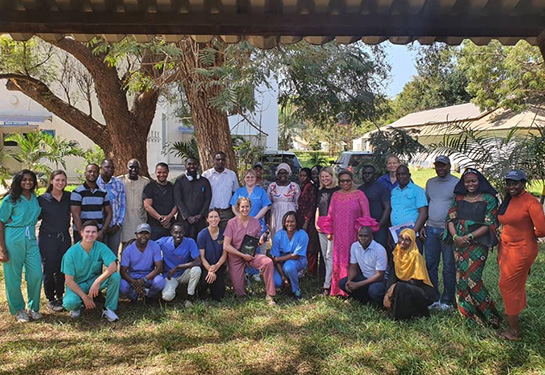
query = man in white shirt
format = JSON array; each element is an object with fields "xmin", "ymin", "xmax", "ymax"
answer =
[
  {"xmin": 202, "ymin": 151, "xmax": 239, "ymax": 229},
  {"xmin": 339, "ymin": 226, "xmax": 388, "ymax": 305}
]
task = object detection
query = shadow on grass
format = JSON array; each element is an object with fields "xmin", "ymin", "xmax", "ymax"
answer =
[{"xmin": 1, "ymin": 253, "xmax": 545, "ymax": 374}]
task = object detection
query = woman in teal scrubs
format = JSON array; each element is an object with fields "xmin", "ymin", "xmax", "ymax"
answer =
[{"xmin": 0, "ymin": 170, "xmax": 43, "ymax": 323}]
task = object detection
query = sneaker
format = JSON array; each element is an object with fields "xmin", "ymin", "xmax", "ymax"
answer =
[
  {"xmin": 265, "ymin": 295, "xmax": 276, "ymax": 307},
  {"xmin": 16, "ymin": 309, "xmax": 30, "ymax": 323},
  {"xmin": 428, "ymin": 301, "xmax": 442, "ymax": 310},
  {"xmin": 144, "ymin": 288, "xmax": 150, "ymax": 297},
  {"xmin": 294, "ymin": 290, "xmax": 302, "ymax": 301},
  {"xmin": 48, "ymin": 300, "xmax": 64, "ymax": 312},
  {"xmin": 70, "ymin": 309, "xmax": 81, "ymax": 319},
  {"xmin": 252, "ymin": 274, "xmax": 261, "ymax": 283},
  {"xmin": 102, "ymin": 308, "xmax": 119, "ymax": 322},
  {"xmin": 184, "ymin": 299, "xmax": 194, "ymax": 308},
  {"xmin": 28, "ymin": 310, "xmax": 43, "ymax": 320},
  {"xmin": 439, "ymin": 303, "xmax": 454, "ymax": 311}
]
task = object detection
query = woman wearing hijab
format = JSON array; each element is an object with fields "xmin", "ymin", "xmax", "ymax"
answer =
[
  {"xmin": 383, "ymin": 228, "xmax": 435, "ymax": 320},
  {"xmin": 267, "ymin": 163, "xmax": 301, "ymax": 237},
  {"xmin": 497, "ymin": 170, "xmax": 545, "ymax": 340},
  {"xmin": 446, "ymin": 168, "xmax": 502, "ymax": 327}
]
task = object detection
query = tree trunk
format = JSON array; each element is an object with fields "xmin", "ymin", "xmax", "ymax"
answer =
[{"xmin": 177, "ymin": 38, "xmax": 236, "ymax": 172}]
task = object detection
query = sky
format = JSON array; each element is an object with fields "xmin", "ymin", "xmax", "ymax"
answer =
[{"xmin": 383, "ymin": 43, "xmax": 418, "ymax": 98}]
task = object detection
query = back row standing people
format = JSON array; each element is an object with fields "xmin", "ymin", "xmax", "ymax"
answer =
[
  {"xmin": 267, "ymin": 163, "xmax": 300, "ymax": 238},
  {"xmin": 97, "ymin": 159, "xmax": 126, "ymax": 256},
  {"xmin": 174, "ymin": 157, "xmax": 212, "ymax": 239},
  {"xmin": 143, "ymin": 162, "xmax": 177, "ymax": 240},
  {"xmin": 202, "ymin": 151, "xmax": 239, "ymax": 230},
  {"xmin": 121, "ymin": 159, "xmax": 149, "ymax": 247},
  {"xmin": 421, "ymin": 156, "xmax": 458, "ymax": 310},
  {"xmin": 38, "ymin": 170, "xmax": 71, "ymax": 312},
  {"xmin": 71, "ymin": 163, "xmax": 112, "ymax": 244},
  {"xmin": 0, "ymin": 170, "xmax": 43, "ymax": 322}
]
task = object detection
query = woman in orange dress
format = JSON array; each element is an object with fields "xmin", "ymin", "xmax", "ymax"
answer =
[{"xmin": 497, "ymin": 170, "xmax": 545, "ymax": 340}]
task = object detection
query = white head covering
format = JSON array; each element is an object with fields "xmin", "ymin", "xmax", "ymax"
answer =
[{"xmin": 276, "ymin": 163, "xmax": 292, "ymax": 176}]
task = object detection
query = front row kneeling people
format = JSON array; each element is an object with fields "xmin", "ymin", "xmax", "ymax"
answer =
[
  {"xmin": 119, "ymin": 223, "xmax": 165, "ymax": 302},
  {"xmin": 62, "ymin": 220, "xmax": 121, "ymax": 322}
]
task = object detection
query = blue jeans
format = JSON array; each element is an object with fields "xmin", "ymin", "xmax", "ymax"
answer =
[{"xmin": 424, "ymin": 226, "xmax": 456, "ymax": 305}]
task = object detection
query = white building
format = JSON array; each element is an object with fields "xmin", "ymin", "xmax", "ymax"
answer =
[{"xmin": 0, "ymin": 80, "xmax": 278, "ymax": 182}]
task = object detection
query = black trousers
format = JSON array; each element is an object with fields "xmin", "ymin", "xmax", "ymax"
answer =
[
  {"xmin": 339, "ymin": 274, "xmax": 386, "ymax": 306},
  {"xmin": 199, "ymin": 265, "xmax": 226, "ymax": 301},
  {"xmin": 38, "ymin": 231, "xmax": 71, "ymax": 302}
]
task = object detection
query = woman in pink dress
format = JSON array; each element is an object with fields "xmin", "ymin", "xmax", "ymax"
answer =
[{"xmin": 324, "ymin": 171, "xmax": 378, "ymax": 296}]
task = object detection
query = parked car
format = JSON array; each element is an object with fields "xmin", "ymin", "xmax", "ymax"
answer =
[
  {"xmin": 259, "ymin": 150, "xmax": 302, "ymax": 183},
  {"xmin": 332, "ymin": 151, "xmax": 374, "ymax": 184}
]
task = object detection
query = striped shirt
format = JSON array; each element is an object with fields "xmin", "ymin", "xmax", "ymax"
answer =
[
  {"xmin": 70, "ymin": 183, "xmax": 110, "ymax": 229},
  {"xmin": 97, "ymin": 175, "xmax": 126, "ymax": 227},
  {"xmin": 202, "ymin": 168, "xmax": 239, "ymax": 209}
]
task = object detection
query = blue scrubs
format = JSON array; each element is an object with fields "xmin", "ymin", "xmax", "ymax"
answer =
[
  {"xmin": 0, "ymin": 194, "xmax": 42, "ymax": 315},
  {"xmin": 270, "ymin": 229, "xmax": 308, "ymax": 293}
]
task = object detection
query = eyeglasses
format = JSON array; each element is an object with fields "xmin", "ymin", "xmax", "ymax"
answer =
[{"xmin": 339, "ymin": 179, "xmax": 352, "ymax": 183}]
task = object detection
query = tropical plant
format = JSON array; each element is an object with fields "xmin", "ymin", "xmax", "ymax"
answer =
[
  {"xmin": 165, "ymin": 138, "xmax": 199, "ymax": 161},
  {"xmin": 4, "ymin": 132, "xmax": 84, "ymax": 183},
  {"xmin": 0, "ymin": 146, "xmax": 12, "ymax": 188},
  {"xmin": 429, "ymin": 120, "xmax": 545, "ymax": 194},
  {"xmin": 368, "ymin": 127, "xmax": 427, "ymax": 173}
]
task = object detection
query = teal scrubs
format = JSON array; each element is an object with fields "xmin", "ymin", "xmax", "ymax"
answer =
[
  {"xmin": 61, "ymin": 241, "xmax": 120, "ymax": 311},
  {"xmin": 0, "ymin": 194, "xmax": 42, "ymax": 315}
]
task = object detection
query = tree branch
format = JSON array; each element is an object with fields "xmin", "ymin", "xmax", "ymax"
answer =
[
  {"xmin": 1, "ymin": 73, "xmax": 108, "ymax": 146},
  {"xmin": 47, "ymin": 37, "xmax": 132, "ymax": 131}
]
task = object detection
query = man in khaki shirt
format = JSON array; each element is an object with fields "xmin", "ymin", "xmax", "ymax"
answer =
[{"xmin": 120, "ymin": 159, "xmax": 149, "ymax": 247}]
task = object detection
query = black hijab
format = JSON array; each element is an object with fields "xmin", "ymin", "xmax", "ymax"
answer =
[{"xmin": 453, "ymin": 168, "xmax": 498, "ymax": 196}]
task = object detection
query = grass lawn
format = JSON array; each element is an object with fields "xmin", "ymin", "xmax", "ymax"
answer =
[{"xmin": 1, "ymin": 248, "xmax": 545, "ymax": 375}]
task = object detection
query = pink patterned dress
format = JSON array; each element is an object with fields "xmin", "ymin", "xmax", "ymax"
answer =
[
  {"xmin": 327, "ymin": 190, "xmax": 373, "ymax": 296},
  {"xmin": 267, "ymin": 182, "xmax": 301, "ymax": 237}
]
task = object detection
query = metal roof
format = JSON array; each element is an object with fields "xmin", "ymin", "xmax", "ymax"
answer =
[{"xmin": 2, "ymin": 0, "xmax": 545, "ymax": 48}]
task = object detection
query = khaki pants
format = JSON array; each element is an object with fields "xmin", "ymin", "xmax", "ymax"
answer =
[{"xmin": 162, "ymin": 266, "xmax": 202, "ymax": 301}]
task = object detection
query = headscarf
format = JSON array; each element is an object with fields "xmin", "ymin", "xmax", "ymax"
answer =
[
  {"xmin": 453, "ymin": 168, "xmax": 497, "ymax": 196},
  {"xmin": 392, "ymin": 229, "xmax": 433, "ymax": 287},
  {"xmin": 276, "ymin": 163, "xmax": 292, "ymax": 176}
]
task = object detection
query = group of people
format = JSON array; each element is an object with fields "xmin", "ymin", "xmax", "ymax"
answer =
[{"xmin": 0, "ymin": 152, "xmax": 544, "ymax": 341}]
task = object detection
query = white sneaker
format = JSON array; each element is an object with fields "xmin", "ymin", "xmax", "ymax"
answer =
[
  {"xmin": 70, "ymin": 309, "xmax": 81, "ymax": 319},
  {"xmin": 252, "ymin": 274, "xmax": 261, "ymax": 282},
  {"xmin": 28, "ymin": 310, "xmax": 43, "ymax": 320},
  {"xmin": 16, "ymin": 309, "xmax": 30, "ymax": 323},
  {"xmin": 184, "ymin": 300, "xmax": 194, "ymax": 308},
  {"xmin": 102, "ymin": 308, "xmax": 119, "ymax": 322},
  {"xmin": 428, "ymin": 301, "xmax": 442, "ymax": 310},
  {"xmin": 439, "ymin": 303, "xmax": 454, "ymax": 311}
]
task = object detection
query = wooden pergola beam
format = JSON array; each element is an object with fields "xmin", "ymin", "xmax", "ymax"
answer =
[{"xmin": 1, "ymin": 11, "xmax": 545, "ymax": 39}]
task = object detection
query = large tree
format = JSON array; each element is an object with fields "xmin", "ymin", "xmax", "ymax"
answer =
[{"xmin": 0, "ymin": 36, "xmax": 243, "ymax": 173}]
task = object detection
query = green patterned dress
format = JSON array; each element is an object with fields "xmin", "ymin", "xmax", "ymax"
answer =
[{"xmin": 445, "ymin": 193, "xmax": 502, "ymax": 327}]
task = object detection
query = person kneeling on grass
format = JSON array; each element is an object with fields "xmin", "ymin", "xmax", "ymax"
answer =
[
  {"xmin": 270, "ymin": 211, "xmax": 308, "ymax": 301},
  {"xmin": 61, "ymin": 220, "xmax": 121, "ymax": 322},
  {"xmin": 120, "ymin": 223, "xmax": 165, "ymax": 302},
  {"xmin": 157, "ymin": 223, "xmax": 201, "ymax": 307},
  {"xmin": 338, "ymin": 226, "xmax": 387, "ymax": 306}
]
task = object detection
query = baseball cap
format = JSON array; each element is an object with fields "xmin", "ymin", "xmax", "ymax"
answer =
[
  {"xmin": 135, "ymin": 223, "xmax": 152, "ymax": 234},
  {"xmin": 434, "ymin": 155, "xmax": 450, "ymax": 165},
  {"xmin": 505, "ymin": 170, "xmax": 527, "ymax": 181}
]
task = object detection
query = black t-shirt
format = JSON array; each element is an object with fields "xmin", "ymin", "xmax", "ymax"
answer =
[
  {"xmin": 38, "ymin": 191, "xmax": 71, "ymax": 234},
  {"xmin": 142, "ymin": 181, "xmax": 175, "ymax": 226},
  {"xmin": 358, "ymin": 181, "xmax": 390, "ymax": 222},
  {"xmin": 317, "ymin": 187, "xmax": 341, "ymax": 217}
]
